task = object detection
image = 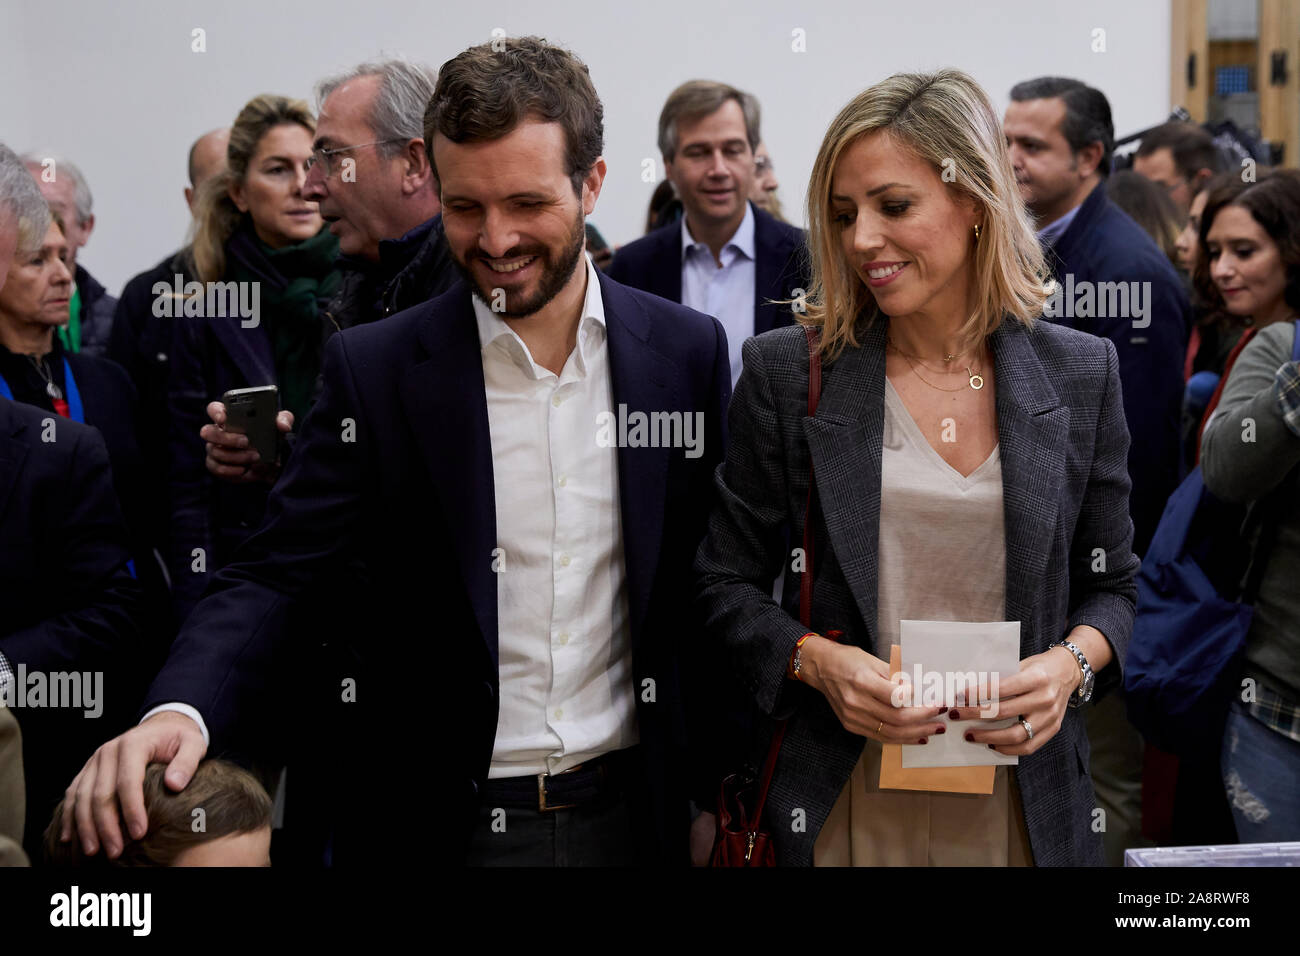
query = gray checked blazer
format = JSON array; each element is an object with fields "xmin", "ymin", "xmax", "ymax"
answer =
[{"xmin": 694, "ymin": 316, "xmax": 1139, "ymax": 866}]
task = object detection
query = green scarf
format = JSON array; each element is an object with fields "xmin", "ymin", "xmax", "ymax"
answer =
[
  {"xmin": 226, "ymin": 222, "xmax": 341, "ymax": 425},
  {"xmin": 58, "ymin": 285, "xmax": 82, "ymax": 353}
]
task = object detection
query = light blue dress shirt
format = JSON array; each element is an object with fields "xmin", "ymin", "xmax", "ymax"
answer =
[{"xmin": 680, "ymin": 203, "xmax": 756, "ymax": 388}]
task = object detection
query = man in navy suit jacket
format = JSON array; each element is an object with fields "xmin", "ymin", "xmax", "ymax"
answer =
[
  {"xmin": 60, "ymin": 36, "xmax": 731, "ymax": 868},
  {"xmin": 1006, "ymin": 78, "xmax": 1189, "ymax": 557},
  {"xmin": 607, "ymin": 81, "xmax": 807, "ymax": 387}
]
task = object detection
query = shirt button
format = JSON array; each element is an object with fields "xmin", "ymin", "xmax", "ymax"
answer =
[
  {"xmin": 557, "ymin": 475, "xmax": 567, "ymax": 488},
  {"xmin": 557, "ymin": 632, "xmax": 570, "ymax": 645},
  {"xmin": 559, "ymin": 554, "xmax": 571, "ymax": 568},
  {"xmin": 554, "ymin": 708, "xmax": 563, "ymax": 720},
  {"xmin": 551, "ymin": 394, "xmax": 562, "ymax": 408}
]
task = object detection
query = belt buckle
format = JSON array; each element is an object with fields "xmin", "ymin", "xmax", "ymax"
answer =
[{"xmin": 537, "ymin": 770, "xmax": 578, "ymax": 813}]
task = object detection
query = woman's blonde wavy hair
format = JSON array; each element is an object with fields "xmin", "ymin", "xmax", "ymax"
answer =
[
  {"xmin": 189, "ymin": 94, "xmax": 316, "ymax": 283},
  {"xmin": 800, "ymin": 69, "xmax": 1050, "ymax": 360}
]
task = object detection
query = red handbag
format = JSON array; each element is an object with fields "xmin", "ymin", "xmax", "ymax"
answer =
[{"xmin": 711, "ymin": 326, "xmax": 823, "ymax": 867}]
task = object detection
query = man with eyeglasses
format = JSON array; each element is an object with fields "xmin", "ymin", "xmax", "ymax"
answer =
[{"xmin": 202, "ymin": 57, "xmax": 458, "ymax": 484}]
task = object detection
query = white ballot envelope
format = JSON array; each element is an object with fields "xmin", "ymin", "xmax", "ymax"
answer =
[{"xmin": 899, "ymin": 620, "xmax": 1020, "ymax": 769}]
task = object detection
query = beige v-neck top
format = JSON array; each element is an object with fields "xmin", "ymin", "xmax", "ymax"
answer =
[
  {"xmin": 812, "ymin": 379, "xmax": 1033, "ymax": 867},
  {"xmin": 875, "ymin": 378, "xmax": 1006, "ymax": 656}
]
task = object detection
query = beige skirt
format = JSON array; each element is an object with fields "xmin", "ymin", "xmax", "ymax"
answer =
[{"xmin": 813, "ymin": 736, "xmax": 1034, "ymax": 866}]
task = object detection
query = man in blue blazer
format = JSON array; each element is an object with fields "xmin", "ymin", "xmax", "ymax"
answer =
[
  {"xmin": 607, "ymin": 81, "xmax": 807, "ymax": 388},
  {"xmin": 59, "ymin": 37, "xmax": 730, "ymax": 868}
]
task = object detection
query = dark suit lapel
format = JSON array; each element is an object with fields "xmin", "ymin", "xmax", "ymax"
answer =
[
  {"xmin": 600, "ymin": 273, "xmax": 674, "ymax": 651},
  {"xmin": 801, "ymin": 322, "xmax": 887, "ymax": 651},
  {"xmin": 752, "ymin": 204, "xmax": 794, "ymax": 336},
  {"xmin": 649, "ymin": 225, "xmax": 682, "ymax": 304},
  {"xmin": 399, "ymin": 287, "xmax": 499, "ymax": 667},
  {"xmin": 0, "ymin": 403, "xmax": 28, "ymax": 527},
  {"xmin": 990, "ymin": 321, "xmax": 1067, "ymax": 641},
  {"xmin": 210, "ymin": 317, "xmax": 277, "ymax": 387}
]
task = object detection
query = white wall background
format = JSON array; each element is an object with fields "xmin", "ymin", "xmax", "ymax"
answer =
[{"xmin": 1, "ymin": 0, "xmax": 1172, "ymax": 295}]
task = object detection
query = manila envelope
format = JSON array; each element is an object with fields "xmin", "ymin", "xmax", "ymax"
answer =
[{"xmin": 878, "ymin": 644, "xmax": 994, "ymax": 794}]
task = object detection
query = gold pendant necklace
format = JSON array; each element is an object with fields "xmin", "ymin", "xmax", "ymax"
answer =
[{"xmin": 888, "ymin": 337, "xmax": 983, "ymax": 392}]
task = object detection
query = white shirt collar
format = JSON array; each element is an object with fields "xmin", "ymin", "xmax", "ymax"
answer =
[
  {"xmin": 472, "ymin": 252, "xmax": 606, "ymax": 380},
  {"xmin": 680, "ymin": 201, "xmax": 756, "ymax": 264}
]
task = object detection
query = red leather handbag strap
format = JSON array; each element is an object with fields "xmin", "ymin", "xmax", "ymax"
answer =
[
  {"xmin": 750, "ymin": 326, "xmax": 822, "ymax": 824},
  {"xmin": 1195, "ymin": 325, "xmax": 1258, "ymax": 465}
]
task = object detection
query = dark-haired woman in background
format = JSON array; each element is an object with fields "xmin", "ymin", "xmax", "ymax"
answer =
[{"xmin": 1199, "ymin": 168, "xmax": 1300, "ymax": 842}]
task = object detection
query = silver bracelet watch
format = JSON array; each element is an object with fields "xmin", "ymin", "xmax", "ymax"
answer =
[{"xmin": 1050, "ymin": 639, "xmax": 1094, "ymax": 707}]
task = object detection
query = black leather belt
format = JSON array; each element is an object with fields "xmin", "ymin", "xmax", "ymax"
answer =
[{"xmin": 481, "ymin": 747, "xmax": 639, "ymax": 813}]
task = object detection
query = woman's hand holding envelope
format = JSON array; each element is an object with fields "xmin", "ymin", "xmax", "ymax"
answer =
[
  {"xmin": 799, "ymin": 636, "xmax": 949, "ymax": 743},
  {"xmin": 950, "ymin": 625, "xmax": 1112, "ymax": 755}
]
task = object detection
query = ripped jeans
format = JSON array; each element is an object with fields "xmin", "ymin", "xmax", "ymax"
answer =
[{"xmin": 1219, "ymin": 700, "xmax": 1300, "ymax": 842}]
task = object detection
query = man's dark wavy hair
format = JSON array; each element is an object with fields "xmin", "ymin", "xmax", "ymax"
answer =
[{"xmin": 424, "ymin": 36, "xmax": 604, "ymax": 197}]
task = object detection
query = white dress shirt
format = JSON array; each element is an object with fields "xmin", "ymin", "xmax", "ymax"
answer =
[
  {"xmin": 475, "ymin": 253, "xmax": 638, "ymax": 778},
  {"xmin": 680, "ymin": 203, "xmax": 756, "ymax": 388}
]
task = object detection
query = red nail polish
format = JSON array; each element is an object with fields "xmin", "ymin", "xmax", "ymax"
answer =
[
  {"xmin": 918, "ymin": 737, "xmax": 928, "ymax": 745},
  {"xmin": 988, "ymin": 744, "xmax": 997, "ymax": 749},
  {"xmin": 964, "ymin": 733, "xmax": 974, "ymax": 742},
  {"xmin": 935, "ymin": 725, "xmax": 946, "ymax": 734},
  {"xmin": 948, "ymin": 709, "xmax": 960, "ymax": 719}
]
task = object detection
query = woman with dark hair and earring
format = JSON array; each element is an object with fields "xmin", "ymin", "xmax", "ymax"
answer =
[
  {"xmin": 168, "ymin": 94, "xmax": 341, "ymax": 621},
  {"xmin": 694, "ymin": 70, "xmax": 1139, "ymax": 866},
  {"xmin": 1199, "ymin": 169, "xmax": 1300, "ymax": 842}
]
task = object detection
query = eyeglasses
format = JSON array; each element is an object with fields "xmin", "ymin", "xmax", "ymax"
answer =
[
  {"xmin": 305, "ymin": 139, "xmax": 406, "ymax": 177},
  {"xmin": 755, "ymin": 156, "xmax": 775, "ymax": 175}
]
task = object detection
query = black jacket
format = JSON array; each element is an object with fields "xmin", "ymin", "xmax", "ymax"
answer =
[
  {"xmin": 1044, "ymin": 181, "xmax": 1190, "ymax": 556},
  {"xmin": 321, "ymin": 214, "xmax": 458, "ymax": 335},
  {"xmin": 0, "ymin": 397, "xmax": 146, "ymax": 855},
  {"xmin": 74, "ymin": 264, "xmax": 118, "ymax": 358},
  {"xmin": 0, "ymin": 340, "xmax": 170, "ymax": 642},
  {"xmin": 110, "ymin": 249, "xmax": 190, "ymax": 557}
]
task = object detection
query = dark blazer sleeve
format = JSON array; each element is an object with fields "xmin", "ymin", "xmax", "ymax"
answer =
[
  {"xmin": 694, "ymin": 335, "xmax": 813, "ymax": 719},
  {"xmin": 1065, "ymin": 338, "xmax": 1140, "ymax": 698},
  {"xmin": 166, "ymin": 313, "xmax": 217, "ymax": 619},
  {"xmin": 0, "ymin": 424, "xmax": 144, "ymax": 673},
  {"xmin": 143, "ymin": 332, "xmax": 371, "ymax": 746},
  {"xmin": 680, "ymin": 316, "xmax": 739, "ymax": 807}
]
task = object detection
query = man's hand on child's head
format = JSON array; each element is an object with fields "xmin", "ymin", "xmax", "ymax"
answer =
[{"xmin": 59, "ymin": 711, "xmax": 208, "ymax": 858}]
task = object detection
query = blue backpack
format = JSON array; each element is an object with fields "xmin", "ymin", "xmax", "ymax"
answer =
[{"xmin": 1126, "ymin": 321, "xmax": 1300, "ymax": 756}]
